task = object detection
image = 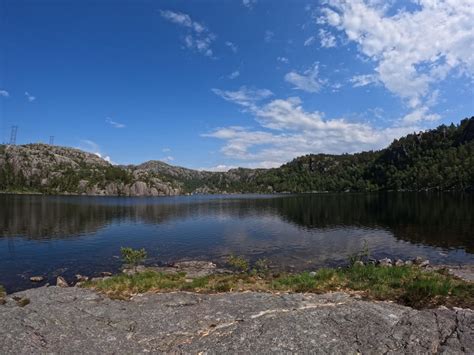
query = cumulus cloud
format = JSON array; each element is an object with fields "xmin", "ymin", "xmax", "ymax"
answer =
[
  {"xmin": 0, "ymin": 90, "xmax": 9, "ymax": 97},
  {"xmin": 320, "ymin": 0, "xmax": 474, "ymax": 121},
  {"xmin": 206, "ymin": 87, "xmax": 418, "ymax": 167},
  {"xmin": 160, "ymin": 10, "xmax": 216, "ymax": 57},
  {"xmin": 105, "ymin": 117, "xmax": 126, "ymax": 128},
  {"xmin": 284, "ymin": 63, "xmax": 325, "ymax": 93}
]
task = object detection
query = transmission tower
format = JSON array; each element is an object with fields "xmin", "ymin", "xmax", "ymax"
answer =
[
  {"xmin": 9, "ymin": 126, "xmax": 18, "ymax": 145},
  {"xmin": 49, "ymin": 136, "xmax": 55, "ymax": 145}
]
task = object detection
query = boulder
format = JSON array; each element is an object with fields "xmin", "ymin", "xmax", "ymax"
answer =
[
  {"xmin": 75, "ymin": 274, "xmax": 89, "ymax": 282},
  {"xmin": 377, "ymin": 258, "xmax": 392, "ymax": 267},
  {"xmin": 56, "ymin": 276, "xmax": 69, "ymax": 288},
  {"xmin": 394, "ymin": 259, "xmax": 405, "ymax": 267}
]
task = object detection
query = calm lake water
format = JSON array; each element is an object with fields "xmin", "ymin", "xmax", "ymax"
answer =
[{"xmin": 1, "ymin": 193, "xmax": 473, "ymax": 292}]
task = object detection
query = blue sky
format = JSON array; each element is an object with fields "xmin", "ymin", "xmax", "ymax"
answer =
[{"xmin": 1, "ymin": 0, "xmax": 473, "ymax": 170}]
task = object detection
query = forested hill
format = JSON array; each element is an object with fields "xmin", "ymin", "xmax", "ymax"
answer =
[
  {"xmin": 0, "ymin": 117, "xmax": 472, "ymax": 195},
  {"xmin": 254, "ymin": 117, "xmax": 474, "ymax": 193}
]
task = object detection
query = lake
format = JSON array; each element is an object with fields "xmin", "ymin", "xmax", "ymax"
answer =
[{"xmin": 1, "ymin": 192, "xmax": 473, "ymax": 292}]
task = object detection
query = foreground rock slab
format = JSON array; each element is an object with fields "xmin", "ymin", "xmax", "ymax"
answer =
[{"xmin": 0, "ymin": 287, "xmax": 472, "ymax": 354}]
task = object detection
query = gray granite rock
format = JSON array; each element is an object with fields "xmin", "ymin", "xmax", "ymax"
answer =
[{"xmin": 0, "ymin": 287, "xmax": 472, "ymax": 354}]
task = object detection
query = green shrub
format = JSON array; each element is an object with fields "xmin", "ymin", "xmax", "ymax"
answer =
[
  {"xmin": 121, "ymin": 247, "xmax": 147, "ymax": 270},
  {"xmin": 227, "ymin": 255, "xmax": 249, "ymax": 273}
]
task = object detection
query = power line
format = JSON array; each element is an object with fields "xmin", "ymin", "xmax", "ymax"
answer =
[
  {"xmin": 9, "ymin": 126, "xmax": 18, "ymax": 145},
  {"xmin": 49, "ymin": 136, "xmax": 55, "ymax": 145}
]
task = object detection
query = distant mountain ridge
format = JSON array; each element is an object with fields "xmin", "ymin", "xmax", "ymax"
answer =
[{"xmin": 0, "ymin": 117, "xmax": 473, "ymax": 196}]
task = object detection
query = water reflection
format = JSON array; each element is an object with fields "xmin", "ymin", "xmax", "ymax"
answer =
[
  {"xmin": 0, "ymin": 193, "xmax": 473, "ymax": 292},
  {"xmin": 1, "ymin": 193, "xmax": 472, "ymax": 251}
]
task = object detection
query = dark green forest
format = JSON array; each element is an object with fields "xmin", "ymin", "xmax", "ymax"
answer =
[{"xmin": 245, "ymin": 117, "xmax": 474, "ymax": 193}]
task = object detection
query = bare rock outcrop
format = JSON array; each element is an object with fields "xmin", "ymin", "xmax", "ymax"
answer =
[{"xmin": 0, "ymin": 287, "xmax": 472, "ymax": 353}]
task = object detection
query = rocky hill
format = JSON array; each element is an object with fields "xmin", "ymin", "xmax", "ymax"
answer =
[
  {"xmin": 0, "ymin": 117, "xmax": 472, "ymax": 196},
  {"xmin": 0, "ymin": 144, "xmax": 181, "ymax": 196}
]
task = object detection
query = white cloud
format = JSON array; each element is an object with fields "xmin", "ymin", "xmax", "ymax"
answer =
[
  {"xmin": 162, "ymin": 147, "xmax": 171, "ymax": 153},
  {"xmin": 225, "ymin": 41, "xmax": 238, "ymax": 53},
  {"xmin": 105, "ymin": 117, "xmax": 126, "ymax": 129},
  {"xmin": 212, "ymin": 86, "xmax": 273, "ymax": 109},
  {"xmin": 350, "ymin": 74, "xmax": 380, "ymax": 87},
  {"xmin": 78, "ymin": 139, "xmax": 115, "ymax": 164},
  {"xmin": 206, "ymin": 87, "xmax": 418, "ymax": 167},
  {"xmin": 277, "ymin": 56, "xmax": 289, "ymax": 64},
  {"xmin": 25, "ymin": 91, "xmax": 36, "ymax": 102},
  {"xmin": 161, "ymin": 156, "xmax": 175, "ymax": 163},
  {"xmin": 242, "ymin": 0, "xmax": 257, "ymax": 9},
  {"xmin": 264, "ymin": 30, "xmax": 274, "ymax": 42},
  {"xmin": 284, "ymin": 63, "xmax": 325, "ymax": 93},
  {"xmin": 199, "ymin": 164, "xmax": 237, "ymax": 172},
  {"xmin": 0, "ymin": 90, "xmax": 9, "ymax": 97},
  {"xmin": 402, "ymin": 106, "xmax": 441, "ymax": 124},
  {"xmin": 160, "ymin": 10, "xmax": 216, "ymax": 57},
  {"xmin": 318, "ymin": 29, "xmax": 336, "ymax": 48},
  {"xmin": 304, "ymin": 36, "xmax": 316, "ymax": 46},
  {"xmin": 321, "ymin": 0, "xmax": 474, "ymax": 114},
  {"xmin": 228, "ymin": 70, "xmax": 240, "ymax": 80}
]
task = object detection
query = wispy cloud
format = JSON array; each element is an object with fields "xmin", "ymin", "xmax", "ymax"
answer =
[
  {"xmin": 25, "ymin": 91, "xmax": 36, "ymax": 102},
  {"xmin": 225, "ymin": 41, "xmax": 238, "ymax": 53},
  {"xmin": 0, "ymin": 90, "xmax": 9, "ymax": 97},
  {"xmin": 242, "ymin": 0, "xmax": 257, "ymax": 9},
  {"xmin": 304, "ymin": 36, "xmax": 315, "ymax": 46},
  {"xmin": 161, "ymin": 155, "xmax": 175, "ymax": 163},
  {"xmin": 277, "ymin": 56, "xmax": 289, "ymax": 64},
  {"xmin": 212, "ymin": 86, "xmax": 273, "ymax": 110},
  {"xmin": 162, "ymin": 147, "xmax": 171, "ymax": 153},
  {"xmin": 106, "ymin": 117, "xmax": 126, "ymax": 129},
  {"xmin": 318, "ymin": 29, "xmax": 336, "ymax": 48},
  {"xmin": 228, "ymin": 70, "xmax": 240, "ymax": 80},
  {"xmin": 284, "ymin": 63, "xmax": 325, "ymax": 93},
  {"xmin": 160, "ymin": 10, "xmax": 216, "ymax": 57},
  {"xmin": 264, "ymin": 30, "xmax": 274, "ymax": 43},
  {"xmin": 78, "ymin": 139, "xmax": 114, "ymax": 164},
  {"xmin": 350, "ymin": 74, "xmax": 380, "ymax": 88}
]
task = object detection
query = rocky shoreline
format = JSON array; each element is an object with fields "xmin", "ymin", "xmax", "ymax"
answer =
[{"xmin": 1, "ymin": 260, "xmax": 473, "ymax": 353}]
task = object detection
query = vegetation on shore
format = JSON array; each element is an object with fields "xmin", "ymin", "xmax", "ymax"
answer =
[
  {"xmin": 0, "ymin": 285, "xmax": 5, "ymax": 305},
  {"xmin": 83, "ymin": 264, "xmax": 474, "ymax": 309},
  {"xmin": 1, "ymin": 117, "xmax": 473, "ymax": 195}
]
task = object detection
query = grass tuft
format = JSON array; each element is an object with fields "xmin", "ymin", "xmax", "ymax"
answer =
[{"xmin": 82, "ymin": 265, "xmax": 474, "ymax": 309}]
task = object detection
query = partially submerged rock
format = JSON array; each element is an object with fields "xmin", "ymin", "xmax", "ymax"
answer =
[
  {"xmin": 29, "ymin": 276, "xmax": 44, "ymax": 283},
  {"xmin": 56, "ymin": 276, "xmax": 68, "ymax": 288}
]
